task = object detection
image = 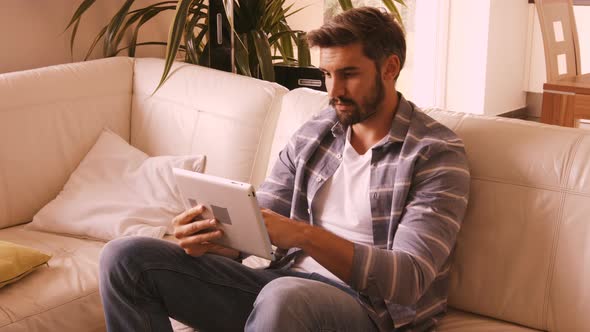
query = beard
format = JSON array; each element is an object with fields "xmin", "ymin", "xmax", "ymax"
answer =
[{"xmin": 330, "ymin": 71, "xmax": 385, "ymax": 127}]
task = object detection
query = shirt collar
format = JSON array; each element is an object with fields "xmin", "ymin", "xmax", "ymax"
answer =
[{"xmin": 330, "ymin": 93, "xmax": 414, "ymax": 145}]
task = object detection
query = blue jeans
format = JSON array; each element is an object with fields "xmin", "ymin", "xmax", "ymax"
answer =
[{"xmin": 99, "ymin": 237, "xmax": 379, "ymax": 332}]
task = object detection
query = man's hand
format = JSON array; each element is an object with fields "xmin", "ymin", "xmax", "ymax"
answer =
[
  {"xmin": 172, "ymin": 205, "xmax": 238, "ymax": 259},
  {"xmin": 261, "ymin": 208, "xmax": 307, "ymax": 249},
  {"xmin": 261, "ymin": 208, "xmax": 354, "ymax": 283}
]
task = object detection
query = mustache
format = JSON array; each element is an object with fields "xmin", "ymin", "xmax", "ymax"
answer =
[{"xmin": 329, "ymin": 97, "xmax": 356, "ymax": 107}]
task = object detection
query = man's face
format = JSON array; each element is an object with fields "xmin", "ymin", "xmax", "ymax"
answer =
[{"xmin": 319, "ymin": 43, "xmax": 385, "ymax": 126}]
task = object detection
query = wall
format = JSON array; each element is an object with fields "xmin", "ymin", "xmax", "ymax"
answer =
[
  {"xmin": 445, "ymin": 0, "xmax": 490, "ymax": 115},
  {"xmin": 0, "ymin": 0, "xmax": 171, "ymax": 74},
  {"xmin": 0, "ymin": 0, "xmax": 324, "ymax": 74},
  {"xmin": 285, "ymin": 0, "xmax": 324, "ymax": 36},
  {"xmin": 0, "ymin": 0, "xmax": 415, "ymax": 101},
  {"xmin": 0, "ymin": 0, "xmax": 322, "ymax": 75},
  {"xmin": 575, "ymin": 6, "xmax": 590, "ymax": 73},
  {"xmin": 483, "ymin": 0, "xmax": 528, "ymax": 115},
  {"xmin": 411, "ymin": 0, "xmax": 449, "ymax": 109},
  {"xmin": 284, "ymin": 0, "xmax": 325, "ymax": 67},
  {"xmin": 5, "ymin": 1, "xmax": 583, "ymax": 118}
]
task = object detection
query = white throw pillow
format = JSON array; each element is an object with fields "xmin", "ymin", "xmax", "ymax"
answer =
[{"xmin": 26, "ymin": 129, "xmax": 205, "ymax": 241}]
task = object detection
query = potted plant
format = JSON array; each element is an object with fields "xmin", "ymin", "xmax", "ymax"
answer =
[
  {"xmin": 66, "ymin": 0, "xmax": 405, "ymax": 91},
  {"xmin": 66, "ymin": 0, "xmax": 309, "ymax": 88},
  {"xmin": 329, "ymin": 0, "xmax": 405, "ymax": 26}
]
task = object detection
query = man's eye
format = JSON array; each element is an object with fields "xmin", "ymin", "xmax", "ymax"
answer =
[{"xmin": 322, "ymin": 72, "xmax": 331, "ymax": 79}]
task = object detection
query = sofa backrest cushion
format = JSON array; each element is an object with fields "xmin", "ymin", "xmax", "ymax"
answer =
[
  {"xmin": 426, "ymin": 109, "xmax": 590, "ymax": 332},
  {"xmin": 130, "ymin": 58, "xmax": 287, "ymax": 188},
  {"xmin": 0, "ymin": 57, "xmax": 134, "ymax": 229},
  {"xmin": 266, "ymin": 88, "xmax": 329, "ymax": 177},
  {"xmin": 279, "ymin": 88, "xmax": 590, "ymax": 332}
]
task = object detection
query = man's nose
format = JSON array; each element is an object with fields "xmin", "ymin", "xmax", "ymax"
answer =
[{"xmin": 327, "ymin": 77, "xmax": 345, "ymax": 99}]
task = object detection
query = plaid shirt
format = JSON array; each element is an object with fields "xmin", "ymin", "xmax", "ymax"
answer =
[{"xmin": 257, "ymin": 95, "xmax": 470, "ymax": 331}]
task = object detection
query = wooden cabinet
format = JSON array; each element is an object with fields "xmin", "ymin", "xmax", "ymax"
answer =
[{"xmin": 541, "ymin": 73, "xmax": 590, "ymax": 128}]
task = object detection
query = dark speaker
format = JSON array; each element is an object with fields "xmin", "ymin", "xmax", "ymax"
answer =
[
  {"xmin": 273, "ymin": 64, "xmax": 326, "ymax": 91},
  {"xmin": 208, "ymin": 0, "xmax": 233, "ymax": 72}
]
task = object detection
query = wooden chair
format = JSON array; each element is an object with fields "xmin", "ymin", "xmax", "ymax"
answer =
[{"xmin": 535, "ymin": 0, "xmax": 590, "ymax": 128}]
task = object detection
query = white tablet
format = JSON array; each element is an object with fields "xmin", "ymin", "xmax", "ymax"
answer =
[{"xmin": 172, "ymin": 168, "xmax": 276, "ymax": 261}]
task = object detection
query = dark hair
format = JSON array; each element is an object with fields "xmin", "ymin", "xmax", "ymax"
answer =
[{"xmin": 307, "ymin": 7, "xmax": 406, "ymax": 76}]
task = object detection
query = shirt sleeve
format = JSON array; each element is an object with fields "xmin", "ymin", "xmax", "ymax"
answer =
[
  {"xmin": 256, "ymin": 135, "xmax": 298, "ymax": 218},
  {"xmin": 349, "ymin": 143, "xmax": 470, "ymax": 305}
]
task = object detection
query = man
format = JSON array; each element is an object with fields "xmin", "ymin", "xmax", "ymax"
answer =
[{"xmin": 99, "ymin": 6, "xmax": 470, "ymax": 332}]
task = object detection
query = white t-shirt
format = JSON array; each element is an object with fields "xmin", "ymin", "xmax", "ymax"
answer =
[{"xmin": 290, "ymin": 128, "xmax": 382, "ymax": 283}]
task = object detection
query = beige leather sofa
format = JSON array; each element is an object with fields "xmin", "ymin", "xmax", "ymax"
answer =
[{"xmin": 0, "ymin": 58, "xmax": 588, "ymax": 331}]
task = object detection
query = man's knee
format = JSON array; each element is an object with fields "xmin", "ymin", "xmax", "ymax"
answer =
[
  {"xmin": 256, "ymin": 277, "xmax": 312, "ymax": 306},
  {"xmin": 252, "ymin": 277, "xmax": 329, "ymax": 320},
  {"xmin": 248, "ymin": 277, "xmax": 374, "ymax": 332},
  {"xmin": 99, "ymin": 237, "xmax": 163, "ymax": 281}
]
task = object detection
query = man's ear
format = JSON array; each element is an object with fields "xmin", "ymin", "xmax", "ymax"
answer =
[{"xmin": 382, "ymin": 54, "xmax": 401, "ymax": 81}]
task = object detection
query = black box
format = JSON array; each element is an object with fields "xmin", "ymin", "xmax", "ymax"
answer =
[
  {"xmin": 274, "ymin": 64, "xmax": 326, "ymax": 92},
  {"xmin": 208, "ymin": 0, "xmax": 233, "ymax": 73}
]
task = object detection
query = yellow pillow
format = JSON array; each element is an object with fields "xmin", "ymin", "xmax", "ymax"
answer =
[{"xmin": 0, "ymin": 241, "xmax": 52, "ymax": 288}]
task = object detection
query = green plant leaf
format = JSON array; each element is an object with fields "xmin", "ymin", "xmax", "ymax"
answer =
[
  {"xmin": 155, "ymin": 0, "xmax": 193, "ymax": 93},
  {"xmin": 84, "ymin": 25, "xmax": 108, "ymax": 61},
  {"xmin": 65, "ymin": 0, "xmax": 97, "ymax": 58},
  {"xmin": 381, "ymin": 0, "xmax": 404, "ymax": 28},
  {"xmin": 184, "ymin": 3, "xmax": 207, "ymax": 64},
  {"xmin": 103, "ymin": 0, "xmax": 135, "ymax": 57},
  {"xmin": 187, "ymin": 26, "xmax": 208, "ymax": 63},
  {"xmin": 271, "ymin": 55, "xmax": 296, "ymax": 63},
  {"xmin": 338, "ymin": 0, "xmax": 353, "ymax": 11},
  {"xmin": 277, "ymin": 33, "xmax": 293, "ymax": 62},
  {"xmin": 117, "ymin": 3, "xmax": 178, "ymax": 48},
  {"xmin": 64, "ymin": 0, "xmax": 96, "ymax": 31},
  {"xmin": 127, "ymin": 5, "xmax": 178, "ymax": 57},
  {"xmin": 268, "ymin": 30, "xmax": 294, "ymax": 47},
  {"xmin": 296, "ymin": 32, "xmax": 311, "ymax": 67},
  {"xmin": 114, "ymin": 8, "xmax": 147, "ymax": 54},
  {"xmin": 254, "ymin": 0, "xmax": 267, "ymax": 30},
  {"xmin": 127, "ymin": 1, "xmax": 178, "ymax": 14},
  {"xmin": 273, "ymin": 20, "xmax": 296, "ymax": 55},
  {"xmin": 184, "ymin": 19, "xmax": 199, "ymax": 63},
  {"xmin": 284, "ymin": 3, "xmax": 308, "ymax": 19},
  {"xmin": 335, "ymin": 0, "xmax": 406, "ymax": 28},
  {"xmin": 69, "ymin": 19, "xmax": 80, "ymax": 59},
  {"xmin": 236, "ymin": 0, "xmax": 263, "ymax": 32},
  {"xmin": 251, "ymin": 30, "xmax": 274, "ymax": 81},
  {"xmin": 128, "ymin": 8, "xmax": 167, "ymax": 57},
  {"xmin": 234, "ymin": 33, "xmax": 252, "ymax": 76},
  {"xmin": 66, "ymin": 0, "xmax": 315, "ymax": 85},
  {"xmin": 263, "ymin": 0, "xmax": 284, "ymax": 31},
  {"xmin": 116, "ymin": 41, "xmax": 169, "ymax": 55}
]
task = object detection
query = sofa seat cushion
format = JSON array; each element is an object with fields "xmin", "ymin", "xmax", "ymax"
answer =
[
  {"xmin": 0, "ymin": 228, "xmax": 199, "ymax": 332},
  {"xmin": 438, "ymin": 308, "xmax": 543, "ymax": 332},
  {"xmin": 0, "ymin": 225, "xmax": 545, "ymax": 332},
  {"xmin": 0, "ymin": 225, "xmax": 105, "ymax": 332}
]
